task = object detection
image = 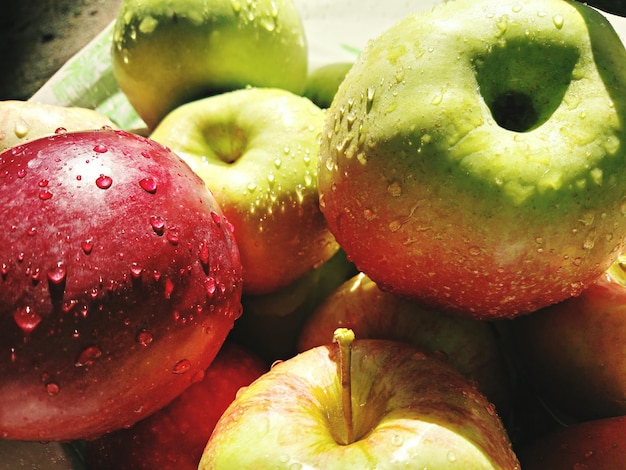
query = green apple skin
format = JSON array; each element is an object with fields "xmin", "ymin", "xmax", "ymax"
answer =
[
  {"xmin": 0, "ymin": 440, "xmax": 83, "ymax": 470},
  {"xmin": 231, "ymin": 249, "xmax": 357, "ymax": 362},
  {"xmin": 519, "ymin": 416, "xmax": 626, "ymax": 470},
  {"xmin": 511, "ymin": 257, "xmax": 626, "ymax": 421},
  {"xmin": 151, "ymin": 87, "xmax": 339, "ymax": 295},
  {"xmin": 297, "ymin": 272, "xmax": 511, "ymax": 416},
  {"xmin": 112, "ymin": 0, "xmax": 308, "ymax": 129},
  {"xmin": 303, "ymin": 62, "xmax": 354, "ymax": 109},
  {"xmin": 0, "ymin": 100, "xmax": 118, "ymax": 151},
  {"xmin": 199, "ymin": 339, "xmax": 520, "ymax": 469},
  {"xmin": 318, "ymin": 0, "xmax": 626, "ymax": 319}
]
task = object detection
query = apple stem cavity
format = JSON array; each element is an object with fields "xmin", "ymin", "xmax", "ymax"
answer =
[{"xmin": 333, "ymin": 327, "xmax": 355, "ymax": 445}]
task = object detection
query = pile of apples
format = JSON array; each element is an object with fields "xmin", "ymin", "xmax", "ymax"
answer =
[{"xmin": 3, "ymin": 0, "xmax": 626, "ymax": 468}]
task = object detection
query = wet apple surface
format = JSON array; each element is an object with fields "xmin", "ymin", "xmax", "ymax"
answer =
[{"xmin": 0, "ymin": 129, "xmax": 243, "ymax": 441}]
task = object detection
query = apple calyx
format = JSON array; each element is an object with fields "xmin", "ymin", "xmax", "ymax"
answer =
[{"xmin": 333, "ymin": 327, "xmax": 355, "ymax": 445}]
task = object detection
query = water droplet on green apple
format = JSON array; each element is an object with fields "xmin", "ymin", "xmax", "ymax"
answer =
[
  {"xmin": 391, "ymin": 434, "xmax": 404, "ymax": 446},
  {"xmin": 469, "ymin": 246, "xmax": 481, "ymax": 256},
  {"xmin": 553, "ymin": 14, "xmax": 564, "ymax": 29},
  {"xmin": 14, "ymin": 119, "xmax": 29, "ymax": 138},
  {"xmin": 448, "ymin": 451, "xmax": 457, "ymax": 462}
]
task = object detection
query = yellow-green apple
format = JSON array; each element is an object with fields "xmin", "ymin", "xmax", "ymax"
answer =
[
  {"xmin": 0, "ymin": 129, "xmax": 242, "ymax": 441},
  {"xmin": 84, "ymin": 341, "xmax": 267, "ymax": 470},
  {"xmin": 199, "ymin": 330, "xmax": 521, "ymax": 469},
  {"xmin": 0, "ymin": 440, "xmax": 82, "ymax": 470},
  {"xmin": 303, "ymin": 62, "xmax": 354, "ymax": 109},
  {"xmin": 511, "ymin": 255, "xmax": 626, "ymax": 421},
  {"xmin": 0, "ymin": 100, "xmax": 117, "ymax": 151},
  {"xmin": 318, "ymin": 0, "xmax": 626, "ymax": 319},
  {"xmin": 519, "ymin": 416, "xmax": 626, "ymax": 470},
  {"xmin": 297, "ymin": 272, "xmax": 511, "ymax": 415},
  {"xmin": 151, "ymin": 87, "xmax": 339, "ymax": 295},
  {"xmin": 111, "ymin": 0, "xmax": 308, "ymax": 129},
  {"xmin": 231, "ymin": 249, "xmax": 357, "ymax": 362}
]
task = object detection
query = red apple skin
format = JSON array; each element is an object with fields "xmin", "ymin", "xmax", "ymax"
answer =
[
  {"xmin": 297, "ymin": 272, "xmax": 512, "ymax": 416},
  {"xmin": 519, "ymin": 416, "xmax": 626, "ymax": 470},
  {"xmin": 512, "ymin": 269, "xmax": 626, "ymax": 421},
  {"xmin": 0, "ymin": 129, "xmax": 243, "ymax": 441},
  {"xmin": 84, "ymin": 341, "xmax": 267, "ymax": 470}
]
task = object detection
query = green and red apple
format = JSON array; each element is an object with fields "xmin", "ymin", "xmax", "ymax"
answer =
[
  {"xmin": 111, "ymin": 0, "xmax": 309, "ymax": 129},
  {"xmin": 151, "ymin": 87, "xmax": 339, "ymax": 295},
  {"xmin": 297, "ymin": 272, "xmax": 511, "ymax": 415},
  {"xmin": 318, "ymin": 0, "xmax": 626, "ymax": 319},
  {"xmin": 200, "ymin": 330, "xmax": 520, "ymax": 469},
  {"xmin": 85, "ymin": 341, "xmax": 267, "ymax": 470},
  {"xmin": 0, "ymin": 129, "xmax": 242, "ymax": 441},
  {"xmin": 512, "ymin": 255, "xmax": 626, "ymax": 421},
  {"xmin": 0, "ymin": 100, "xmax": 117, "ymax": 151}
]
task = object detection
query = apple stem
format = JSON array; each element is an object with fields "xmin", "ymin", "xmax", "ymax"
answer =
[{"xmin": 333, "ymin": 327, "xmax": 355, "ymax": 445}]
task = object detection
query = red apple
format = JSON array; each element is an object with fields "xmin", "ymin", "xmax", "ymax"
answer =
[
  {"xmin": 519, "ymin": 416, "xmax": 626, "ymax": 470},
  {"xmin": 84, "ymin": 341, "xmax": 267, "ymax": 470},
  {"xmin": 0, "ymin": 129, "xmax": 243, "ymax": 441},
  {"xmin": 512, "ymin": 257, "xmax": 626, "ymax": 421},
  {"xmin": 297, "ymin": 272, "xmax": 511, "ymax": 416}
]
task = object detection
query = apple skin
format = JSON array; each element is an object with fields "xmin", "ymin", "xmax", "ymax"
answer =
[
  {"xmin": 317, "ymin": 0, "xmax": 626, "ymax": 319},
  {"xmin": 0, "ymin": 440, "xmax": 83, "ymax": 470},
  {"xmin": 0, "ymin": 129, "xmax": 243, "ymax": 441},
  {"xmin": 519, "ymin": 416, "xmax": 626, "ymax": 470},
  {"xmin": 303, "ymin": 62, "xmax": 354, "ymax": 109},
  {"xmin": 84, "ymin": 341, "xmax": 267, "ymax": 470},
  {"xmin": 297, "ymin": 272, "xmax": 511, "ymax": 416},
  {"xmin": 0, "ymin": 100, "xmax": 118, "ymax": 151},
  {"xmin": 511, "ymin": 257, "xmax": 626, "ymax": 421},
  {"xmin": 231, "ymin": 249, "xmax": 357, "ymax": 363},
  {"xmin": 151, "ymin": 87, "xmax": 339, "ymax": 295},
  {"xmin": 111, "ymin": 0, "xmax": 308, "ymax": 129},
  {"xmin": 199, "ymin": 338, "xmax": 520, "ymax": 469}
]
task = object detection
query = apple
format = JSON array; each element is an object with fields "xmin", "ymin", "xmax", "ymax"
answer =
[
  {"xmin": 231, "ymin": 249, "xmax": 357, "ymax": 362},
  {"xmin": 511, "ymin": 255, "xmax": 626, "ymax": 421},
  {"xmin": 0, "ymin": 128, "xmax": 243, "ymax": 441},
  {"xmin": 199, "ymin": 329, "xmax": 520, "ymax": 469},
  {"xmin": 297, "ymin": 272, "xmax": 511, "ymax": 416},
  {"xmin": 317, "ymin": 0, "xmax": 626, "ymax": 319},
  {"xmin": 519, "ymin": 416, "xmax": 626, "ymax": 470},
  {"xmin": 303, "ymin": 62, "xmax": 354, "ymax": 109},
  {"xmin": 0, "ymin": 100, "xmax": 118, "ymax": 152},
  {"xmin": 151, "ymin": 87, "xmax": 339, "ymax": 295},
  {"xmin": 0, "ymin": 439, "xmax": 83, "ymax": 470},
  {"xmin": 111, "ymin": 0, "xmax": 309, "ymax": 129},
  {"xmin": 84, "ymin": 341, "xmax": 267, "ymax": 470}
]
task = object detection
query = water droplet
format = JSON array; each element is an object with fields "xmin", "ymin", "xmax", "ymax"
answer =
[
  {"xmin": 27, "ymin": 226, "xmax": 37, "ymax": 236},
  {"xmin": 164, "ymin": 277, "xmax": 174, "ymax": 299},
  {"xmin": 14, "ymin": 119, "xmax": 29, "ymax": 138},
  {"xmin": 93, "ymin": 143, "xmax": 108, "ymax": 153},
  {"xmin": 96, "ymin": 174, "xmax": 113, "ymax": 189},
  {"xmin": 150, "ymin": 215, "xmax": 165, "ymax": 235},
  {"xmin": 45, "ymin": 382, "xmax": 60, "ymax": 396},
  {"xmin": 469, "ymin": 246, "xmax": 481, "ymax": 256},
  {"xmin": 199, "ymin": 241, "xmax": 210, "ymax": 266},
  {"xmin": 210, "ymin": 211, "xmax": 222, "ymax": 227},
  {"xmin": 130, "ymin": 262, "xmax": 142, "ymax": 278},
  {"xmin": 17, "ymin": 168, "xmax": 26, "ymax": 178},
  {"xmin": 166, "ymin": 227, "xmax": 180, "ymax": 245},
  {"xmin": 54, "ymin": 127, "xmax": 67, "ymax": 134},
  {"xmin": 447, "ymin": 451, "xmax": 457, "ymax": 462},
  {"xmin": 391, "ymin": 434, "xmax": 404, "ymax": 446},
  {"xmin": 47, "ymin": 263, "xmax": 66, "ymax": 284},
  {"xmin": 75, "ymin": 345, "xmax": 103, "ymax": 367},
  {"xmin": 553, "ymin": 14, "xmax": 564, "ymax": 29},
  {"xmin": 38, "ymin": 179, "xmax": 49, "ymax": 188},
  {"xmin": 172, "ymin": 358, "xmax": 191, "ymax": 374},
  {"xmin": 205, "ymin": 276, "xmax": 217, "ymax": 298},
  {"xmin": 81, "ymin": 238, "xmax": 94, "ymax": 254},
  {"xmin": 38, "ymin": 189, "xmax": 53, "ymax": 200},
  {"xmin": 14, "ymin": 306, "xmax": 42, "ymax": 333},
  {"xmin": 136, "ymin": 329, "xmax": 153, "ymax": 347},
  {"xmin": 139, "ymin": 177, "xmax": 157, "ymax": 193}
]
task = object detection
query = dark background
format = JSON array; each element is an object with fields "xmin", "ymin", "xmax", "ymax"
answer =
[{"xmin": 0, "ymin": 0, "xmax": 624, "ymax": 101}]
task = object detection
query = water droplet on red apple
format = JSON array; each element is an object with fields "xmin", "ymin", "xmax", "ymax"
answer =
[
  {"xmin": 75, "ymin": 345, "xmax": 103, "ymax": 367},
  {"xmin": 130, "ymin": 262, "xmax": 142, "ymax": 278},
  {"xmin": 17, "ymin": 168, "xmax": 26, "ymax": 178},
  {"xmin": 47, "ymin": 263, "xmax": 66, "ymax": 285},
  {"xmin": 93, "ymin": 143, "xmax": 108, "ymax": 153},
  {"xmin": 95, "ymin": 174, "xmax": 113, "ymax": 189},
  {"xmin": 81, "ymin": 238, "xmax": 94, "ymax": 254},
  {"xmin": 172, "ymin": 358, "xmax": 191, "ymax": 374},
  {"xmin": 150, "ymin": 215, "xmax": 165, "ymax": 235},
  {"xmin": 166, "ymin": 227, "xmax": 180, "ymax": 245},
  {"xmin": 205, "ymin": 276, "xmax": 217, "ymax": 298},
  {"xmin": 139, "ymin": 177, "xmax": 157, "ymax": 193},
  {"xmin": 136, "ymin": 329, "xmax": 153, "ymax": 347},
  {"xmin": 210, "ymin": 211, "xmax": 222, "ymax": 227},
  {"xmin": 13, "ymin": 306, "xmax": 42, "ymax": 333},
  {"xmin": 45, "ymin": 381, "xmax": 60, "ymax": 396}
]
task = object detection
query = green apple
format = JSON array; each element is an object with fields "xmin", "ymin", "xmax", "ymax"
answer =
[
  {"xmin": 303, "ymin": 62, "xmax": 354, "ymax": 109},
  {"xmin": 0, "ymin": 440, "xmax": 83, "ymax": 470},
  {"xmin": 111, "ymin": 0, "xmax": 308, "ymax": 129},
  {"xmin": 231, "ymin": 249, "xmax": 357, "ymax": 362},
  {"xmin": 511, "ymin": 254, "xmax": 626, "ymax": 421},
  {"xmin": 199, "ymin": 330, "xmax": 520, "ymax": 469},
  {"xmin": 0, "ymin": 100, "xmax": 117, "ymax": 151},
  {"xmin": 151, "ymin": 87, "xmax": 339, "ymax": 295},
  {"xmin": 318, "ymin": 0, "xmax": 626, "ymax": 319},
  {"xmin": 297, "ymin": 272, "xmax": 511, "ymax": 416}
]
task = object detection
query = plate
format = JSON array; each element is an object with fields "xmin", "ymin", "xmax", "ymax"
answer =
[{"xmin": 28, "ymin": 0, "xmax": 626, "ymax": 131}]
